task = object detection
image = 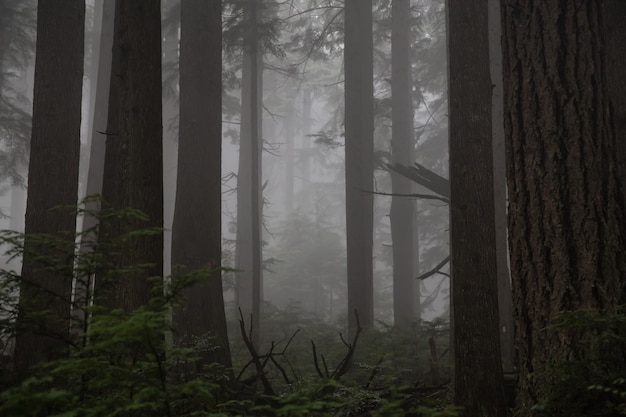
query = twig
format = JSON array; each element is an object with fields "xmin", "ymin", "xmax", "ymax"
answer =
[
  {"xmin": 364, "ymin": 355, "xmax": 384, "ymax": 389},
  {"xmin": 238, "ymin": 308, "xmax": 275, "ymax": 396},
  {"xmin": 311, "ymin": 340, "xmax": 324, "ymax": 378}
]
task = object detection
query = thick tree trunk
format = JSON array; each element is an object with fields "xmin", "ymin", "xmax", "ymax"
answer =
[
  {"xmin": 390, "ymin": 0, "xmax": 417, "ymax": 328},
  {"xmin": 172, "ymin": 0, "xmax": 231, "ymax": 368},
  {"xmin": 236, "ymin": 0, "xmax": 264, "ymax": 347},
  {"xmin": 13, "ymin": 0, "xmax": 84, "ymax": 373},
  {"xmin": 97, "ymin": 0, "xmax": 163, "ymax": 312},
  {"xmin": 344, "ymin": 0, "xmax": 374, "ymax": 332},
  {"xmin": 448, "ymin": 0, "xmax": 509, "ymax": 415},
  {"xmin": 501, "ymin": 0, "xmax": 626, "ymax": 410}
]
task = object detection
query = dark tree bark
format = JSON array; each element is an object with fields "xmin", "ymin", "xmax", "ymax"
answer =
[
  {"xmin": 344, "ymin": 0, "xmax": 374, "ymax": 332},
  {"xmin": 488, "ymin": 0, "xmax": 514, "ymax": 375},
  {"xmin": 604, "ymin": 0, "xmax": 626, "ymax": 190},
  {"xmin": 448, "ymin": 0, "xmax": 509, "ymax": 415},
  {"xmin": 97, "ymin": 0, "xmax": 163, "ymax": 312},
  {"xmin": 390, "ymin": 0, "xmax": 417, "ymax": 327},
  {"xmin": 13, "ymin": 0, "xmax": 84, "ymax": 373},
  {"xmin": 236, "ymin": 0, "xmax": 264, "ymax": 347},
  {"xmin": 172, "ymin": 0, "xmax": 232, "ymax": 368},
  {"xmin": 501, "ymin": 0, "xmax": 626, "ymax": 410}
]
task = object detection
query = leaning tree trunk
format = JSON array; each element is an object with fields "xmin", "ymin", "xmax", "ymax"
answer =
[
  {"xmin": 501, "ymin": 0, "xmax": 626, "ymax": 411},
  {"xmin": 96, "ymin": 0, "xmax": 163, "ymax": 312},
  {"xmin": 13, "ymin": 0, "xmax": 84, "ymax": 374},
  {"xmin": 344, "ymin": 0, "xmax": 374, "ymax": 332},
  {"xmin": 172, "ymin": 0, "xmax": 232, "ymax": 369},
  {"xmin": 390, "ymin": 0, "xmax": 417, "ymax": 328},
  {"xmin": 448, "ymin": 0, "xmax": 509, "ymax": 415}
]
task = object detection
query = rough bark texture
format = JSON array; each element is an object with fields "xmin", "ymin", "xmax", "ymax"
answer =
[
  {"xmin": 13, "ymin": 0, "xmax": 84, "ymax": 373},
  {"xmin": 604, "ymin": 0, "xmax": 626, "ymax": 190},
  {"xmin": 391, "ymin": 0, "xmax": 417, "ymax": 327},
  {"xmin": 501, "ymin": 0, "xmax": 626, "ymax": 410},
  {"xmin": 236, "ymin": 0, "xmax": 264, "ymax": 347},
  {"xmin": 172, "ymin": 0, "xmax": 232, "ymax": 368},
  {"xmin": 345, "ymin": 0, "xmax": 374, "ymax": 332},
  {"xmin": 488, "ymin": 0, "xmax": 514, "ymax": 375},
  {"xmin": 448, "ymin": 0, "xmax": 509, "ymax": 415},
  {"xmin": 97, "ymin": 0, "xmax": 163, "ymax": 312}
]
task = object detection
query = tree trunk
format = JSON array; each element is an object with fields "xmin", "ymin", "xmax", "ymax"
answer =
[
  {"xmin": 501, "ymin": 0, "xmax": 626, "ymax": 410},
  {"xmin": 390, "ymin": 0, "xmax": 417, "ymax": 328},
  {"xmin": 13, "ymin": 0, "xmax": 84, "ymax": 373},
  {"xmin": 172, "ymin": 0, "xmax": 232, "ymax": 368},
  {"xmin": 97, "ymin": 0, "xmax": 163, "ymax": 312},
  {"xmin": 344, "ymin": 0, "xmax": 374, "ymax": 332},
  {"xmin": 488, "ymin": 0, "xmax": 514, "ymax": 375},
  {"xmin": 236, "ymin": 0, "xmax": 263, "ymax": 347},
  {"xmin": 73, "ymin": 0, "xmax": 115, "ymax": 340},
  {"xmin": 448, "ymin": 0, "xmax": 509, "ymax": 415},
  {"xmin": 604, "ymin": 0, "xmax": 626, "ymax": 191}
]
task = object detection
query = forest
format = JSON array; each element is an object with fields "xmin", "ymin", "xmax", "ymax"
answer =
[{"xmin": 0, "ymin": 0, "xmax": 625, "ymax": 416}]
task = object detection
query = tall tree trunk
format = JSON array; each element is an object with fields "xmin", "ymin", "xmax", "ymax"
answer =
[
  {"xmin": 97, "ymin": 0, "xmax": 163, "ymax": 312},
  {"xmin": 300, "ymin": 87, "xmax": 312, "ymax": 211},
  {"xmin": 501, "ymin": 0, "xmax": 626, "ymax": 410},
  {"xmin": 604, "ymin": 0, "xmax": 626, "ymax": 191},
  {"xmin": 172, "ymin": 0, "xmax": 232, "ymax": 368},
  {"xmin": 73, "ymin": 0, "xmax": 115, "ymax": 340},
  {"xmin": 344, "ymin": 0, "xmax": 374, "ymax": 332},
  {"xmin": 13, "ymin": 0, "xmax": 84, "ymax": 373},
  {"xmin": 390, "ymin": 0, "xmax": 417, "ymax": 327},
  {"xmin": 162, "ymin": 0, "xmax": 180, "ymax": 286},
  {"xmin": 284, "ymin": 107, "xmax": 295, "ymax": 215},
  {"xmin": 448, "ymin": 0, "xmax": 509, "ymax": 415},
  {"xmin": 236, "ymin": 0, "xmax": 263, "ymax": 347},
  {"xmin": 488, "ymin": 0, "xmax": 514, "ymax": 375}
]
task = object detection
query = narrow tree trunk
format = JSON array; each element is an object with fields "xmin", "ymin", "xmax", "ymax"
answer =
[
  {"xmin": 162, "ymin": 0, "xmax": 180, "ymax": 285},
  {"xmin": 501, "ymin": 0, "xmax": 626, "ymax": 410},
  {"xmin": 390, "ymin": 0, "xmax": 417, "ymax": 328},
  {"xmin": 236, "ymin": 0, "xmax": 263, "ymax": 347},
  {"xmin": 448, "ymin": 0, "xmax": 509, "ymax": 415},
  {"xmin": 344, "ymin": 0, "xmax": 374, "ymax": 332},
  {"xmin": 97, "ymin": 0, "xmax": 163, "ymax": 312},
  {"xmin": 172, "ymin": 0, "xmax": 232, "ymax": 369},
  {"xmin": 300, "ymin": 87, "xmax": 312, "ymax": 211},
  {"xmin": 488, "ymin": 0, "xmax": 514, "ymax": 375},
  {"xmin": 73, "ymin": 0, "xmax": 115, "ymax": 339},
  {"xmin": 284, "ymin": 109, "xmax": 295, "ymax": 215},
  {"xmin": 13, "ymin": 0, "xmax": 84, "ymax": 373}
]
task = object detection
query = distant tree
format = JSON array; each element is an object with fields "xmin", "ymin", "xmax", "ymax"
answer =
[
  {"xmin": 390, "ymin": 0, "xmax": 417, "ymax": 327},
  {"xmin": 96, "ymin": 0, "xmax": 163, "ymax": 311},
  {"xmin": 236, "ymin": 0, "xmax": 264, "ymax": 347},
  {"xmin": 447, "ymin": 0, "xmax": 509, "ymax": 415},
  {"xmin": 73, "ymin": 0, "xmax": 115, "ymax": 338},
  {"xmin": 0, "ymin": 0, "xmax": 35, "ymax": 186},
  {"xmin": 172, "ymin": 0, "xmax": 232, "ymax": 368},
  {"xmin": 13, "ymin": 0, "xmax": 84, "ymax": 373},
  {"xmin": 345, "ymin": 0, "xmax": 374, "ymax": 332},
  {"xmin": 501, "ymin": 0, "xmax": 626, "ymax": 410}
]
